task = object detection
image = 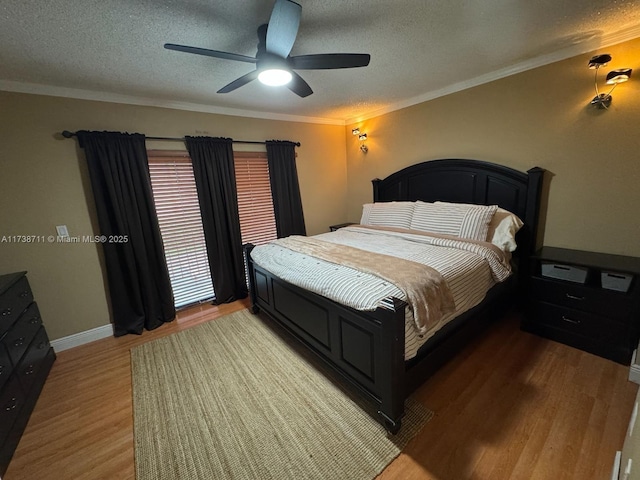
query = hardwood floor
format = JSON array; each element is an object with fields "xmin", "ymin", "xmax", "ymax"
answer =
[{"xmin": 5, "ymin": 303, "xmax": 637, "ymax": 479}]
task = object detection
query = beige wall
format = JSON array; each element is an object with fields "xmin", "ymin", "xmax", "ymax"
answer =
[
  {"xmin": 346, "ymin": 38, "xmax": 640, "ymax": 257},
  {"xmin": 2, "ymin": 37, "xmax": 639, "ymax": 341},
  {"xmin": 0, "ymin": 92, "xmax": 347, "ymax": 340}
]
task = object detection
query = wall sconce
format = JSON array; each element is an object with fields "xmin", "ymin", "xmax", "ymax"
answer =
[
  {"xmin": 588, "ymin": 54, "xmax": 633, "ymax": 109},
  {"xmin": 352, "ymin": 128, "xmax": 368, "ymax": 153}
]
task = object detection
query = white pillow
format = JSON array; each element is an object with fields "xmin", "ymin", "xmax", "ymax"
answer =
[
  {"xmin": 486, "ymin": 207, "xmax": 524, "ymax": 252},
  {"xmin": 411, "ymin": 201, "xmax": 498, "ymax": 241},
  {"xmin": 360, "ymin": 202, "xmax": 415, "ymax": 229}
]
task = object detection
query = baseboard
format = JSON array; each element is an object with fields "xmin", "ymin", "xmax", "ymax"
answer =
[
  {"xmin": 50, "ymin": 324, "xmax": 113, "ymax": 352},
  {"xmin": 611, "ymin": 451, "xmax": 622, "ymax": 480}
]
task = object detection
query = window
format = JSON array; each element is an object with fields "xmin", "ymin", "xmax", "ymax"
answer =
[
  {"xmin": 148, "ymin": 150, "xmax": 277, "ymax": 309},
  {"xmin": 234, "ymin": 153, "xmax": 277, "ymax": 246},
  {"xmin": 148, "ymin": 151, "xmax": 215, "ymax": 309}
]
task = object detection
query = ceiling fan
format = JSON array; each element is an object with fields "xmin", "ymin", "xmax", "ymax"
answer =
[{"xmin": 164, "ymin": 0, "xmax": 371, "ymax": 98}]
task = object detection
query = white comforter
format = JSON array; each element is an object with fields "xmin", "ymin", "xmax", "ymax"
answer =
[{"xmin": 250, "ymin": 225, "xmax": 511, "ymax": 360}]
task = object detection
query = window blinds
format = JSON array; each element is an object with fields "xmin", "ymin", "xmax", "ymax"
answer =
[
  {"xmin": 148, "ymin": 154, "xmax": 215, "ymax": 309},
  {"xmin": 148, "ymin": 151, "xmax": 277, "ymax": 309},
  {"xmin": 234, "ymin": 154, "xmax": 277, "ymax": 246}
]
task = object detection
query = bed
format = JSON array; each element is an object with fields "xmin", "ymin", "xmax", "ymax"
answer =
[{"xmin": 244, "ymin": 159, "xmax": 545, "ymax": 433}]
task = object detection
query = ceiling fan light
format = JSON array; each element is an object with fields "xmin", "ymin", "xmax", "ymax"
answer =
[{"xmin": 258, "ymin": 68, "xmax": 292, "ymax": 86}]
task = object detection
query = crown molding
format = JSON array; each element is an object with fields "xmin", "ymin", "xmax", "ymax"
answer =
[
  {"xmin": 345, "ymin": 24, "xmax": 640, "ymax": 125},
  {"xmin": 0, "ymin": 80, "xmax": 345, "ymax": 126},
  {"xmin": 2, "ymin": 23, "xmax": 639, "ymax": 127}
]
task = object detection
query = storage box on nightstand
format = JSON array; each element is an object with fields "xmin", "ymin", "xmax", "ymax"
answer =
[
  {"xmin": 540, "ymin": 262, "xmax": 588, "ymax": 283},
  {"xmin": 602, "ymin": 271, "xmax": 633, "ymax": 293}
]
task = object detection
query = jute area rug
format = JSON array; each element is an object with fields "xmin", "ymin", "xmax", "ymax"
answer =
[{"xmin": 131, "ymin": 309, "xmax": 433, "ymax": 480}]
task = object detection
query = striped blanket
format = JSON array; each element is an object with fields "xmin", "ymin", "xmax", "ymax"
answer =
[
  {"xmin": 274, "ymin": 235, "xmax": 455, "ymax": 334},
  {"xmin": 250, "ymin": 225, "xmax": 511, "ymax": 359}
]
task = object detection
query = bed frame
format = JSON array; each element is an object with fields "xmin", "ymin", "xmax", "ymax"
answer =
[{"xmin": 244, "ymin": 159, "xmax": 544, "ymax": 433}]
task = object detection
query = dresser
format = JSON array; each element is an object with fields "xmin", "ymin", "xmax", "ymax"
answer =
[
  {"xmin": 0, "ymin": 272, "xmax": 56, "ymax": 476},
  {"xmin": 522, "ymin": 247, "xmax": 640, "ymax": 364}
]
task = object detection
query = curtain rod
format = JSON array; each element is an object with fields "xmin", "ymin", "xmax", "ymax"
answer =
[{"xmin": 60, "ymin": 130, "xmax": 300, "ymax": 147}]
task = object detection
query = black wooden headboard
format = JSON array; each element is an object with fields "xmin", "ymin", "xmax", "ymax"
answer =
[{"xmin": 371, "ymin": 159, "xmax": 545, "ymax": 255}]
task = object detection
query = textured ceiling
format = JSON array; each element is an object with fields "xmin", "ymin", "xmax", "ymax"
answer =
[{"xmin": 1, "ymin": 0, "xmax": 640, "ymax": 124}]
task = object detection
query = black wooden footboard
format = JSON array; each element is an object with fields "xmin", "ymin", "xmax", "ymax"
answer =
[{"xmin": 244, "ymin": 243, "xmax": 408, "ymax": 433}]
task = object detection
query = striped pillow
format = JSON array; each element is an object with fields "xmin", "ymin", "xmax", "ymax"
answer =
[
  {"xmin": 410, "ymin": 201, "xmax": 498, "ymax": 241},
  {"xmin": 360, "ymin": 202, "xmax": 415, "ymax": 229}
]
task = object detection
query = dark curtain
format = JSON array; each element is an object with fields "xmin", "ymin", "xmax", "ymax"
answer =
[
  {"xmin": 266, "ymin": 140, "xmax": 306, "ymax": 237},
  {"xmin": 185, "ymin": 136, "xmax": 248, "ymax": 304},
  {"xmin": 76, "ymin": 131, "xmax": 175, "ymax": 336}
]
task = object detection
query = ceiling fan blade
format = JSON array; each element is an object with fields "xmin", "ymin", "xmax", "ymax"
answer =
[
  {"xmin": 287, "ymin": 71, "xmax": 313, "ymax": 98},
  {"xmin": 266, "ymin": 0, "xmax": 301, "ymax": 58},
  {"xmin": 217, "ymin": 70, "xmax": 260, "ymax": 93},
  {"xmin": 164, "ymin": 43, "xmax": 257, "ymax": 64},
  {"xmin": 288, "ymin": 53, "xmax": 371, "ymax": 70}
]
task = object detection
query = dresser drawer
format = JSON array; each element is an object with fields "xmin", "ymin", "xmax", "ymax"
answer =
[
  {"xmin": 16, "ymin": 327, "xmax": 51, "ymax": 393},
  {"xmin": 0, "ymin": 343, "xmax": 12, "ymax": 392},
  {"xmin": 0, "ymin": 375, "xmax": 25, "ymax": 448},
  {"xmin": 0, "ymin": 276, "xmax": 33, "ymax": 337},
  {"xmin": 531, "ymin": 276, "xmax": 636, "ymax": 322},
  {"xmin": 2, "ymin": 302, "xmax": 43, "ymax": 367}
]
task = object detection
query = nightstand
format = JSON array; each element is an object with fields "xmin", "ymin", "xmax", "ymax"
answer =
[
  {"xmin": 522, "ymin": 247, "xmax": 640, "ymax": 364},
  {"xmin": 329, "ymin": 222, "xmax": 356, "ymax": 232}
]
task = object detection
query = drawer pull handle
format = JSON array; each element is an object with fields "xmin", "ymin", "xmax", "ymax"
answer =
[
  {"xmin": 19, "ymin": 291, "xmax": 29, "ymax": 298},
  {"xmin": 24, "ymin": 365, "xmax": 35, "ymax": 376},
  {"xmin": 562, "ymin": 316, "xmax": 581, "ymax": 325},
  {"xmin": 29, "ymin": 316, "xmax": 41, "ymax": 324},
  {"xmin": 1, "ymin": 308, "xmax": 12, "ymax": 316},
  {"xmin": 13, "ymin": 337, "xmax": 25, "ymax": 347},
  {"xmin": 565, "ymin": 293, "xmax": 585, "ymax": 301},
  {"xmin": 5, "ymin": 397, "xmax": 17, "ymax": 411}
]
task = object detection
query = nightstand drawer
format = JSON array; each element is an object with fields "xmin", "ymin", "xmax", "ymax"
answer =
[
  {"xmin": 531, "ymin": 276, "xmax": 635, "ymax": 322},
  {"xmin": 533, "ymin": 301, "xmax": 628, "ymax": 344}
]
